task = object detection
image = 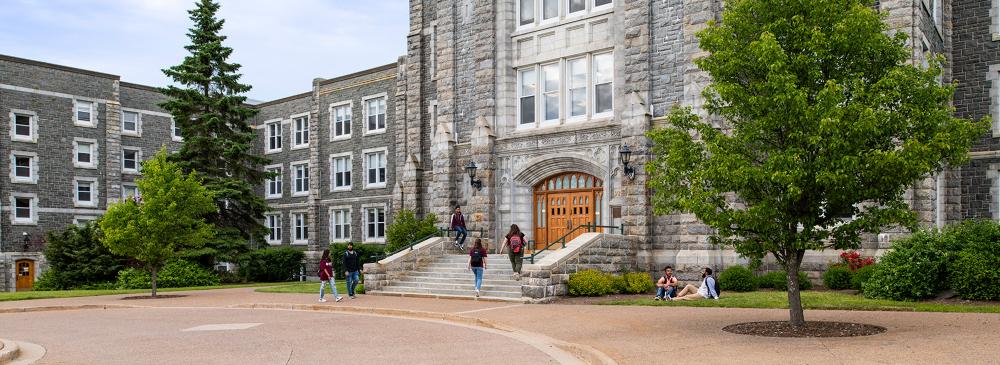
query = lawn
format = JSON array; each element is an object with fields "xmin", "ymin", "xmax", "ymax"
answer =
[
  {"xmin": 0, "ymin": 282, "xmax": 283, "ymax": 302},
  {"xmin": 601, "ymin": 291, "xmax": 1000, "ymax": 313},
  {"xmin": 256, "ymin": 281, "xmax": 364, "ymax": 295}
]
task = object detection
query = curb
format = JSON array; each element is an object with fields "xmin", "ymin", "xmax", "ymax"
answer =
[
  {"xmin": 0, "ymin": 304, "xmax": 137, "ymax": 314},
  {"xmin": 0, "ymin": 338, "xmax": 19, "ymax": 365}
]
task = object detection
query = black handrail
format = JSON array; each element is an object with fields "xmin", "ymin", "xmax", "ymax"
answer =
[{"xmin": 525, "ymin": 223, "xmax": 625, "ymax": 264}]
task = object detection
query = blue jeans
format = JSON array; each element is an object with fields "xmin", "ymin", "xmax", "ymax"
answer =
[
  {"xmin": 319, "ymin": 278, "xmax": 339, "ymax": 300},
  {"xmin": 345, "ymin": 271, "xmax": 360, "ymax": 296},
  {"xmin": 657, "ymin": 286, "xmax": 676, "ymax": 299},
  {"xmin": 471, "ymin": 267, "xmax": 484, "ymax": 291},
  {"xmin": 455, "ymin": 227, "xmax": 467, "ymax": 246}
]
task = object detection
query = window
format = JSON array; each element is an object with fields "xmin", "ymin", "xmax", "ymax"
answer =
[
  {"xmin": 265, "ymin": 165, "xmax": 283, "ymax": 199},
  {"xmin": 10, "ymin": 152, "xmax": 37, "ymax": 184},
  {"xmin": 568, "ymin": 0, "xmax": 585, "ymax": 14},
  {"xmin": 292, "ymin": 115, "xmax": 309, "ymax": 148},
  {"xmin": 292, "ymin": 212, "xmax": 309, "ymax": 244},
  {"xmin": 331, "ymin": 103, "xmax": 352, "ymax": 139},
  {"xmin": 122, "ymin": 148, "xmax": 141, "ymax": 173},
  {"xmin": 74, "ymin": 178, "xmax": 98, "ymax": 207},
  {"xmin": 75, "ymin": 100, "xmax": 95, "ymax": 126},
  {"xmin": 428, "ymin": 23, "xmax": 438, "ymax": 76},
  {"xmin": 365, "ymin": 96, "xmax": 387, "ymax": 133},
  {"xmin": 519, "ymin": 0, "xmax": 535, "ymax": 26},
  {"xmin": 542, "ymin": 0, "xmax": 559, "ymax": 21},
  {"xmin": 74, "ymin": 216, "xmax": 97, "ymax": 226},
  {"xmin": 330, "ymin": 208, "xmax": 351, "ymax": 241},
  {"xmin": 172, "ymin": 119, "xmax": 183, "ymax": 141},
  {"xmin": 74, "ymin": 139, "xmax": 98, "ymax": 169},
  {"xmin": 364, "ymin": 150, "xmax": 387, "ymax": 188},
  {"xmin": 122, "ymin": 111, "xmax": 140, "ymax": 135},
  {"xmin": 11, "ymin": 194, "xmax": 37, "ymax": 225},
  {"xmin": 11, "ymin": 111, "xmax": 37, "ymax": 143},
  {"xmin": 429, "ymin": 100, "xmax": 439, "ymax": 138},
  {"xmin": 542, "ymin": 63, "xmax": 560, "ymax": 122},
  {"xmin": 593, "ymin": 52, "xmax": 614, "ymax": 115},
  {"xmin": 365, "ymin": 206, "xmax": 386, "ymax": 242},
  {"xmin": 519, "ymin": 68, "xmax": 537, "ymax": 125},
  {"xmin": 266, "ymin": 214, "xmax": 282, "ymax": 244},
  {"xmin": 292, "ymin": 161, "xmax": 310, "ymax": 196},
  {"xmin": 122, "ymin": 184, "xmax": 139, "ymax": 200},
  {"xmin": 266, "ymin": 120, "xmax": 282, "ymax": 152},
  {"xmin": 594, "ymin": 0, "xmax": 612, "ymax": 8},
  {"xmin": 331, "ymin": 154, "xmax": 352, "ymax": 191},
  {"xmin": 567, "ymin": 58, "xmax": 588, "ymax": 118}
]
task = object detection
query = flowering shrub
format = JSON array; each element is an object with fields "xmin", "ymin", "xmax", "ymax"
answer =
[{"xmin": 839, "ymin": 251, "xmax": 875, "ymax": 271}]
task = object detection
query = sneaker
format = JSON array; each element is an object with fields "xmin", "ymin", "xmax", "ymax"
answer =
[
  {"xmin": 336, "ymin": 296, "xmax": 343, "ymax": 302},
  {"xmin": 475, "ymin": 290, "xmax": 480, "ymax": 298},
  {"xmin": 319, "ymin": 298, "xmax": 327, "ymax": 303},
  {"xmin": 653, "ymin": 296, "xmax": 661, "ymax": 301},
  {"xmin": 453, "ymin": 241, "xmax": 460, "ymax": 247},
  {"xmin": 350, "ymin": 296, "xmax": 356, "ymax": 299},
  {"xmin": 514, "ymin": 273, "xmax": 521, "ymax": 281}
]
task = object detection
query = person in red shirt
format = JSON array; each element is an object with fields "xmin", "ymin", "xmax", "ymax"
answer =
[
  {"xmin": 318, "ymin": 249, "xmax": 342, "ymax": 302},
  {"xmin": 654, "ymin": 266, "xmax": 678, "ymax": 300},
  {"xmin": 451, "ymin": 206, "xmax": 468, "ymax": 249}
]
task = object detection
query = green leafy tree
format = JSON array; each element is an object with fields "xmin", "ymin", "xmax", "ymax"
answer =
[
  {"xmin": 159, "ymin": 0, "xmax": 270, "ymax": 263},
  {"xmin": 385, "ymin": 210, "xmax": 439, "ymax": 253},
  {"xmin": 647, "ymin": 0, "xmax": 987, "ymax": 326},
  {"xmin": 100, "ymin": 150, "xmax": 217, "ymax": 297},
  {"xmin": 37, "ymin": 221, "xmax": 126, "ymax": 290}
]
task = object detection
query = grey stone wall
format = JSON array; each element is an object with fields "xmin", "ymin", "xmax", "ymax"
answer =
[{"xmin": 521, "ymin": 234, "xmax": 639, "ymax": 300}]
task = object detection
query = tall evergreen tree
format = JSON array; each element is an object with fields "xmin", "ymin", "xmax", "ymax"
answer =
[{"xmin": 159, "ymin": 0, "xmax": 270, "ymax": 263}]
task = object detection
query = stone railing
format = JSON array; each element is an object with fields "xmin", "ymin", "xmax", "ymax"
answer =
[
  {"xmin": 362, "ymin": 237, "xmax": 447, "ymax": 292},
  {"xmin": 520, "ymin": 233, "xmax": 639, "ymax": 302}
]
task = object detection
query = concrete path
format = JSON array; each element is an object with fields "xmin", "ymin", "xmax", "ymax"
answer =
[{"xmin": 1, "ymin": 287, "xmax": 998, "ymax": 364}]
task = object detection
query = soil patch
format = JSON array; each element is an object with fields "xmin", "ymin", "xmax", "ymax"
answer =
[
  {"xmin": 556, "ymin": 293, "xmax": 648, "ymax": 304},
  {"xmin": 723, "ymin": 321, "xmax": 886, "ymax": 337},
  {"xmin": 121, "ymin": 295, "xmax": 187, "ymax": 300}
]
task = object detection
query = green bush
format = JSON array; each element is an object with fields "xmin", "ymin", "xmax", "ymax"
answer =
[
  {"xmin": 851, "ymin": 264, "xmax": 877, "ymax": 291},
  {"xmin": 719, "ymin": 266, "xmax": 757, "ymax": 292},
  {"xmin": 237, "ymin": 247, "xmax": 305, "ymax": 282},
  {"xmin": 329, "ymin": 243, "xmax": 383, "ymax": 279},
  {"xmin": 822, "ymin": 265, "xmax": 853, "ymax": 290},
  {"xmin": 385, "ymin": 210, "xmax": 438, "ymax": 253},
  {"xmin": 622, "ymin": 272, "xmax": 655, "ymax": 294},
  {"xmin": 37, "ymin": 221, "xmax": 127, "ymax": 290},
  {"xmin": 568, "ymin": 270, "xmax": 615, "ymax": 296},
  {"xmin": 116, "ymin": 260, "xmax": 220, "ymax": 289},
  {"xmin": 757, "ymin": 271, "xmax": 811, "ymax": 291},
  {"xmin": 950, "ymin": 249, "xmax": 1000, "ymax": 301},
  {"xmin": 217, "ymin": 270, "xmax": 245, "ymax": 284},
  {"xmin": 863, "ymin": 232, "xmax": 947, "ymax": 300},
  {"xmin": 609, "ymin": 274, "xmax": 627, "ymax": 294}
]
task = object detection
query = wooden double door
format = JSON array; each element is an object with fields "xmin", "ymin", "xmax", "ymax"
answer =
[
  {"xmin": 16, "ymin": 259, "xmax": 35, "ymax": 291},
  {"xmin": 533, "ymin": 173, "xmax": 604, "ymax": 250}
]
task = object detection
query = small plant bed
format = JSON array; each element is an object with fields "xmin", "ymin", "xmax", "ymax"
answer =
[{"xmin": 723, "ymin": 321, "xmax": 886, "ymax": 337}]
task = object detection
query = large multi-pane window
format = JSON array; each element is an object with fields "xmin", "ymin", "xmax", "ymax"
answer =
[
  {"xmin": 519, "ymin": 68, "xmax": 537, "ymax": 125},
  {"xmin": 365, "ymin": 96, "xmax": 387, "ymax": 133},
  {"xmin": 266, "ymin": 214, "xmax": 282, "ymax": 244},
  {"xmin": 292, "ymin": 212, "xmax": 308, "ymax": 243},
  {"xmin": 266, "ymin": 165, "xmax": 283, "ymax": 198},
  {"xmin": 364, "ymin": 150, "xmax": 387, "ymax": 188},
  {"xmin": 266, "ymin": 121, "xmax": 282, "ymax": 152},
  {"xmin": 593, "ymin": 52, "xmax": 613, "ymax": 115},
  {"xmin": 330, "ymin": 208, "xmax": 351, "ymax": 241},
  {"xmin": 518, "ymin": 51, "xmax": 613, "ymax": 127},
  {"xmin": 567, "ymin": 58, "xmax": 587, "ymax": 118},
  {"xmin": 331, "ymin": 103, "xmax": 352, "ymax": 139},
  {"xmin": 365, "ymin": 207, "xmax": 385, "ymax": 242},
  {"xmin": 542, "ymin": 63, "xmax": 560, "ymax": 122},
  {"xmin": 293, "ymin": 115, "xmax": 309, "ymax": 148},
  {"xmin": 331, "ymin": 154, "xmax": 352, "ymax": 191},
  {"xmin": 519, "ymin": 0, "xmax": 612, "ymax": 27},
  {"xmin": 292, "ymin": 162, "xmax": 309, "ymax": 196}
]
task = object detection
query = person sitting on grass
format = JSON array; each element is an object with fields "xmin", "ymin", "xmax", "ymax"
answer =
[
  {"xmin": 654, "ymin": 266, "xmax": 678, "ymax": 301},
  {"xmin": 673, "ymin": 267, "xmax": 718, "ymax": 301}
]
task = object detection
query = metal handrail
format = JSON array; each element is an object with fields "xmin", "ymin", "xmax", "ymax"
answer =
[{"xmin": 525, "ymin": 223, "xmax": 625, "ymax": 264}]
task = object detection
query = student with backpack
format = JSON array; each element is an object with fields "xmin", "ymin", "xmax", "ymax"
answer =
[
  {"xmin": 502, "ymin": 224, "xmax": 526, "ymax": 280},
  {"xmin": 318, "ymin": 249, "xmax": 343, "ymax": 303},
  {"xmin": 467, "ymin": 238, "xmax": 488, "ymax": 297},
  {"xmin": 673, "ymin": 267, "xmax": 719, "ymax": 301}
]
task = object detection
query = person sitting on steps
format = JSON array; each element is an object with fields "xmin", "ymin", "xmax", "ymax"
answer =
[
  {"xmin": 673, "ymin": 267, "xmax": 719, "ymax": 301},
  {"xmin": 654, "ymin": 266, "xmax": 678, "ymax": 300},
  {"xmin": 451, "ymin": 205, "xmax": 467, "ymax": 249}
]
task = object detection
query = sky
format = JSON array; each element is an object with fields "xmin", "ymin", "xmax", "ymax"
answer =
[{"xmin": 0, "ymin": 0, "xmax": 410, "ymax": 101}]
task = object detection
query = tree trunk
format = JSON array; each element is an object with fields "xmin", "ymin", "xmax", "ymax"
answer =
[
  {"xmin": 151, "ymin": 267, "xmax": 159, "ymax": 298},
  {"xmin": 785, "ymin": 249, "xmax": 806, "ymax": 326}
]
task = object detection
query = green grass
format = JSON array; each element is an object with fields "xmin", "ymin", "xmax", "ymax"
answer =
[
  {"xmin": 256, "ymin": 281, "xmax": 364, "ymax": 295},
  {"xmin": 601, "ymin": 291, "xmax": 1000, "ymax": 313},
  {"xmin": 0, "ymin": 282, "xmax": 284, "ymax": 302}
]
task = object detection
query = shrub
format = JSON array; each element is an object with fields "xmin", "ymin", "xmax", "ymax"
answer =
[
  {"xmin": 39, "ymin": 221, "xmax": 127, "ymax": 290},
  {"xmin": 568, "ymin": 270, "xmax": 615, "ymax": 296},
  {"xmin": 757, "ymin": 271, "xmax": 811, "ymax": 291},
  {"xmin": 116, "ymin": 260, "xmax": 220, "ymax": 289},
  {"xmin": 863, "ymin": 232, "xmax": 946, "ymax": 300},
  {"xmin": 622, "ymin": 272, "xmax": 655, "ymax": 294},
  {"xmin": 329, "ymin": 243, "xmax": 383, "ymax": 280},
  {"xmin": 851, "ymin": 264, "xmax": 877, "ymax": 291},
  {"xmin": 950, "ymin": 249, "xmax": 1000, "ymax": 301},
  {"xmin": 838, "ymin": 251, "xmax": 876, "ymax": 271},
  {"xmin": 217, "ymin": 270, "xmax": 245, "ymax": 284},
  {"xmin": 385, "ymin": 210, "xmax": 439, "ymax": 253},
  {"xmin": 610, "ymin": 274, "xmax": 628, "ymax": 294},
  {"xmin": 822, "ymin": 265, "xmax": 853, "ymax": 290},
  {"xmin": 719, "ymin": 265, "xmax": 757, "ymax": 292},
  {"xmin": 237, "ymin": 247, "xmax": 305, "ymax": 282}
]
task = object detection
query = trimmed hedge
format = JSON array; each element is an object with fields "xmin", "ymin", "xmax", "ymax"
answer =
[
  {"xmin": 116, "ymin": 260, "xmax": 220, "ymax": 289},
  {"xmin": 237, "ymin": 247, "xmax": 305, "ymax": 282},
  {"xmin": 822, "ymin": 265, "xmax": 853, "ymax": 290},
  {"xmin": 622, "ymin": 272, "xmax": 655, "ymax": 294},
  {"xmin": 757, "ymin": 271, "xmax": 812, "ymax": 291},
  {"xmin": 950, "ymin": 249, "xmax": 1000, "ymax": 301},
  {"xmin": 863, "ymin": 232, "xmax": 946, "ymax": 301},
  {"xmin": 568, "ymin": 270, "xmax": 615, "ymax": 296},
  {"xmin": 719, "ymin": 266, "xmax": 757, "ymax": 292}
]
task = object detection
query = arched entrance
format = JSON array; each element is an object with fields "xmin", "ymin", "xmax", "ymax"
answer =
[
  {"xmin": 533, "ymin": 172, "xmax": 604, "ymax": 249},
  {"xmin": 15, "ymin": 259, "xmax": 35, "ymax": 291}
]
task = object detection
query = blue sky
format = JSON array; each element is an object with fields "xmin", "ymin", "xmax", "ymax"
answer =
[{"xmin": 1, "ymin": 0, "xmax": 409, "ymax": 101}]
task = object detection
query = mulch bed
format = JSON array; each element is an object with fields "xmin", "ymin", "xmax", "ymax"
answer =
[
  {"xmin": 723, "ymin": 321, "xmax": 886, "ymax": 337},
  {"xmin": 121, "ymin": 294, "xmax": 187, "ymax": 300}
]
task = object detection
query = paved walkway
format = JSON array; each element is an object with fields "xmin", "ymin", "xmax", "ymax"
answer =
[{"xmin": 1, "ymin": 287, "xmax": 998, "ymax": 364}]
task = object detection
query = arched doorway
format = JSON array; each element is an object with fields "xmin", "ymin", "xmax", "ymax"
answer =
[
  {"xmin": 533, "ymin": 172, "xmax": 604, "ymax": 249},
  {"xmin": 15, "ymin": 259, "xmax": 35, "ymax": 291}
]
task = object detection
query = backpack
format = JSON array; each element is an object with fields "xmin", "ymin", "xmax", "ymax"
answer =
[
  {"xmin": 470, "ymin": 249, "xmax": 484, "ymax": 266},
  {"xmin": 510, "ymin": 235, "xmax": 524, "ymax": 254},
  {"xmin": 709, "ymin": 275, "xmax": 721, "ymax": 298}
]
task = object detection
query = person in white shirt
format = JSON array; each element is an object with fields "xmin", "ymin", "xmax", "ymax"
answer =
[{"xmin": 673, "ymin": 267, "xmax": 719, "ymax": 301}]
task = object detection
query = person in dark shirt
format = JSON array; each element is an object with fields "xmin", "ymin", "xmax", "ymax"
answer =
[
  {"xmin": 467, "ymin": 238, "xmax": 488, "ymax": 297},
  {"xmin": 343, "ymin": 243, "xmax": 361, "ymax": 299},
  {"xmin": 502, "ymin": 224, "xmax": 526, "ymax": 280}
]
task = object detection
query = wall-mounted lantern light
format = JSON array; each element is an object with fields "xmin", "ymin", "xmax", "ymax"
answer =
[
  {"xmin": 619, "ymin": 144, "xmax": 636, "ymax": 180},
  {"xmin": 464, "ymin": 161, "xmax": 483, "ymax": 190}
]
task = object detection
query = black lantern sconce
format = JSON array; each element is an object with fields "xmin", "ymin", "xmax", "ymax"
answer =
[
  {"xmin": 620, "ymin": 144, "xmax": 636, "ymax": 180},
  {"xmin": 464, "ymin": 161, "xmax": 483, "ymax": 191},
  {"xmin": 22, "ymin": 232, "xmax": 30, "ymax": 251}
]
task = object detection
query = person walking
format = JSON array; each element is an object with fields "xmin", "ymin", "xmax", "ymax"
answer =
[
  {"xmin": 343, "ymin": 243, "xmax": 361, "ymax": 299},
  {"xmin": 468, "ymin": 238, "xmax": 488, "ymax": 297},
  {"xmin": 451, "ymin": 206, "xmax": 467, "ymax": 249},
  {"xmin": 502, "ymin": 224, "xmax": 526, "ymax": 281},
  {"xmin": 318, "ymin": 249, "xmax": 342, "ymax": 303}
]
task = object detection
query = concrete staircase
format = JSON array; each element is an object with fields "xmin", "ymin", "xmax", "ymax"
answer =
[{"xmin": 371, "ymin": 251, "xmax": 530, "ymax": 302}]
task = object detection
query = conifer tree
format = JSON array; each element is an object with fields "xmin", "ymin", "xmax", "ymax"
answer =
[{"xmin": 159, "ymin": 0, "xmax": 270, "ymax": 262}]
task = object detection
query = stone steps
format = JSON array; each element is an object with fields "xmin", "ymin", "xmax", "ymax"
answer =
[
  {"xmin": 377, "ymin": 285, "xmax": 522, "ymax": 299},
  {"xmin": 370, "ymin": 254, "xmax": 524, "ymax": 301},
  {"xmin": 404, "ymin": 271, "xmax": 518, "ymax": 280}
]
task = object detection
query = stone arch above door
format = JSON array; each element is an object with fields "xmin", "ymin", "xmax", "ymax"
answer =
[{"xmin": 513, "ymin": 153, "xmax": 608, "ymax": 187}]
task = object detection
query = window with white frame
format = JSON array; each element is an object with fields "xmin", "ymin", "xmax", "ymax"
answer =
[
  {"xmin": 365, "ymin": 206, "xmax": 386, "ymax": 242},
  {"xmin": 594, "ymin": 0, "xmax": 611, "ymax": 8},
  {"xmin": 593, "ymin": 52, "xmax": 614, "ymax": 115},
  {"xmin": 518, "ymin": 68, "xmax": 537, "ymax": 125},
  {"xmin": 74, "ymin": 178, "xmax": 98, "ymax": 207},
  {"xmin": 122, "ymin": 110, "xmax": 141, "ymax": 135},
  {"xmin": 567, "ymin": 57, "xmax": 588, "ymax": 119},
  {"xmin": 568, "ymin": 0, "xmax": 586, "ymax": 14},
  {"xmin": 518, "ymin": 51, "xmax": 613, "ymax": 127},
  {"xmin": 266, "ymin": 120, "xmax": 282, "ymax": 152},
  {"xmin": 331, "ymin": 103, "xmax": 352, "ymax": 139},
  {"xmin": 519, "ymin": 0, "xmax": 612, "ymax": 28},
  {"xmin": 330, "ymin": 154, "xmax": 352, "ymax": 191},
  {"xmin": 265, "ymin": 214, "xmax": 282, "ymax": 244},
  {"xmin": 292, "ymin": 212, "xmax": 309, "ymax": 243},
  {"xmin": 172, "ymin": 119, "xmax": 183, "ymax": 141},
  {"xmin": 122, "ymin": 184, "xmax": 139, "ymax": 200},
  {"xmin": 11, "ymin": 111, "xmax": 37, "ymax": 143},
  {"xmin": 11, "ymin": 194, "xmax": 37, "ymax": 225},
  {"xmin": 519, "ymin": 0, "xmax": 535, "ymax": 26},
  {"xmin": 542, "ymin": 0, "xmax": 558, "ymax": 21},
  {"xmin": 292, "ymin": 115, "xmax": 309, "ymax": 148},
  {"xmin": 330, "ymin": 208, "xmax": 351, "ymax": 241},
  {"xmin": 74, "ymin": 139, "xmax": 98, "ymax": 169},
  {"xmin": 122, "ymin": 148, "xmax": 141, "ymax": 173},
  {"xmin": 292, "ymin": 161, "xmax": 310, "ymax": 196},
  {"xmin": 74, "ymin": 216, "xmax": 97, "ymax": 226},
  {"xmin": 265, "ymin": 165, "xmax": 283, "ymax": 199},
  {"xmin": 10, "ymin": 152, "xmax": 37, "ymax": 184},
  {"xmin": 75, "ymin": 100, "xmax": 95, "ymax": 127},
  {"xmin": 364, "ymin": 96, "xmax": 387, "ymax": 133},
  {"xmin": 364, "ymin": 149, "xmax": 387, "ymax": 188},
  {"xmin": 541, "ymin": 63, "xmax": 560, "ymax": 123}
]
